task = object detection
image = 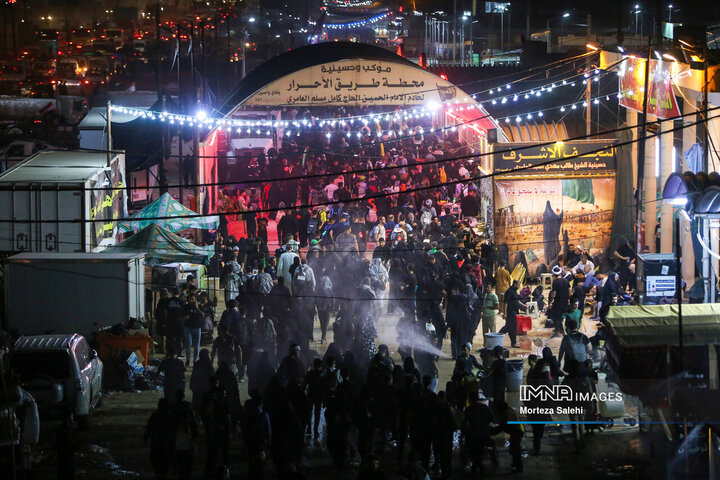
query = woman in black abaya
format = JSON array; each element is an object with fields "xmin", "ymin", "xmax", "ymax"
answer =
[{"xmin": 543, "ymin": 201, "xmax": 563, "ymax": 265}]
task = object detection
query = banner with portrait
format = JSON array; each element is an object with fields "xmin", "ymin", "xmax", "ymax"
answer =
[{"xmin": 617, "ymin": 57, "xmax": 681, "ymax": 119}]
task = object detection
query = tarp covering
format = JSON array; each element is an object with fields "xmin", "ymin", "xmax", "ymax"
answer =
[
  {"xmin": 118, "ymin": 193, "xmax": 219, "ymax": 233},
  {"xmin": 605, "ymin": 304, "xmax": 720, "ymax": 347},
  {"xmin": 605, "ymin": 304, "xmax": 720, "ymax": 403},
  {"xmin": 104, "ymin": 224, "xmax": 213, "ymax": 266}
]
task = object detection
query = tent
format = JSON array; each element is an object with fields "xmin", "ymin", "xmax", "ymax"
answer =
[
  {"xmin": 104, "ymin": 224, "xmax": 214, "ymax": 266},
  {"xmin": 118, "ymin": 193, "xmax": 219, "ymax": 233}
]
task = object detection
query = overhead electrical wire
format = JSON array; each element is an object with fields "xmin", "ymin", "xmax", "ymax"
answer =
[{"xmin": 1, "ymin": 108, "xmax": 715, "ymax": 224}]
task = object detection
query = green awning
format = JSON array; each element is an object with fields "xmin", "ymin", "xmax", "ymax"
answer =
[
  {"xmin": 118, "ymin": 192, "xmax": 219, "ymax": 233},
  {"xmin": 105, "ymin": 224, "xmax": 213, "ymax": 266}
]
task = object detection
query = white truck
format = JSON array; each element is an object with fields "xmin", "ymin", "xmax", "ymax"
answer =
[
  {"xmin": 3, "ymin": 253, "xmax": 146, "ymax": 337},
  {"xmin": 0, "ymin": 150, "xmax": 127, "ymax": 254},
  {"xmin": 0, "ymin": 95, "xmax": 88, "ymax": 124}
]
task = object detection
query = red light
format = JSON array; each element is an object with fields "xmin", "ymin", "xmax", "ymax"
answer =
[
  {"xmin": 84, "ymin": 80, "xmax": 89, "ymax": 84},
  {"xmin": 439, "ymin": 73, "xmax": 448, "ymax": 81}
]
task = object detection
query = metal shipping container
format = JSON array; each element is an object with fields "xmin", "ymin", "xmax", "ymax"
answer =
[
  {"xmin": 0, "ymin": 150, "xmax": 127, "ymax": 254},
  {"xmin": 3, "ymin": 252, "xmax": 145, "ymax": 336}
]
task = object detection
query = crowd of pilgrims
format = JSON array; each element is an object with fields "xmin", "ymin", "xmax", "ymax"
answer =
[{"xmin": 146, "ymin": 114, "xmax": 620, "ymax": 478}]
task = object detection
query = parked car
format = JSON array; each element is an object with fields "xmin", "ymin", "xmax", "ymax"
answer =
[{"xmin": 10, "ymin": 334, "xmax": 103, "ymax": 428}]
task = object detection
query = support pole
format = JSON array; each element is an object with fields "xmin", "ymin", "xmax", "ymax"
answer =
[
  {"xmin": 635, "ymin": 40, "xmax": 653, "ymax": 287},
  {"xmin": 106, "ymin": 100, "xmax": 112, "ymax": 168},
  {"xmin": 676, "ymin": 215, "xmax": 683, "ymax": 370}
]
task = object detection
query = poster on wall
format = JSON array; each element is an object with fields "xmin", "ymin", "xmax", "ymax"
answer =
[
  {"xmin": 494, "ymin": 177, "xmax": 615, "ymax": 276},
  {"xmin": 89, "ymin": 158, "xmax": 127, "ymax": 249},
  {"xmin": 243, "ymin": 59, "xmax": 467, "ymax": 106},
  {"xmin": 617, "ymin": 57, "xmax": 681, "ymax": 119}
]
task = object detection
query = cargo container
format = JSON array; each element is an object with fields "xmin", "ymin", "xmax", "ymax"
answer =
[
  {"xmin": 0, "ymin": 150, "xmax": 127, "ymax": 254},
  {"xmin": 3, "ymin": 252, "xmax": 145, "ymax": 336}
]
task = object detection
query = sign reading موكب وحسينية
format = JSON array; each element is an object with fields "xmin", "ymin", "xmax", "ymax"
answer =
[
  {"xmin": 493, "ymin": 141, "xmax": 617, "ymax": 174},
  {"xmin": 242, "ymin": 59, "xmax": 465, "ymax": 107}
]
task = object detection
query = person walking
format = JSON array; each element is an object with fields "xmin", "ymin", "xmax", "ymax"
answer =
[
  {"xmin": 303, "ymin": 358, "xmax": 326, "ymax": 440},
  {"xmin": 549, "ymin": 266, "xmax": 571, "ymax": 337},
  {"xmin": 242, "ymin": 390, "xmax": 272, "ymax": 479},
  {"xmin": 172, "ymin": 390, "xmax": 199, "ymax": 480},
  {"xmin": 494, "ymin": 263, "xmax": 511, "ymax": 317},
  {"xmin": 183, "ymin": 294, "xmax": 204, "ymax": 366},
  {"xmin": 503, "ymin": 280, "xmax": 525, "ymax": 348},
  {"xmin": 159, "ymin": 347, "xmax": 185, "ymax": 405},
  {"xmin": 189, "ymin": 349, "xmax": 214, "ymax": 412},
  {"xmin": 491, "ymin": 401, "xmax": 524, "ymax": 473},
  {"xmin": 144, "ymin": 398, "xmax": 174, "ymax": 480},
  {"xmin": 165, "ymin": 288, "xmax": 185, "ymax": 356},
  {"xmin": 155, "ymin": 288, "xmax": 170, "ymax": 353},
  {"xmin": 525, "ymin": 354, "xmax": 553, "ymax": 456},
  {"xmin": 463, "ymin": 390, "xmax": 493, "ymax": 477},
  {"xmin": 481, "ymin": 284, "xmax": 499, "ymax": 340}
]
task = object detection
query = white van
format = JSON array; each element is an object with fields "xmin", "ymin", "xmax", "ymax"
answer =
[{"xmin": 10, "ymin": 334, "xmax": 103, "ymax": 428}]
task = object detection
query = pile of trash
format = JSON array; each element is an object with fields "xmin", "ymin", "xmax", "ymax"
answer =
[{"xmin": 102, "ymin": 349, "xmax": 161, "ymax": 393}]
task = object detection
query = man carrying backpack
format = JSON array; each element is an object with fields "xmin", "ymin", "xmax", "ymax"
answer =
[
  {"xmin": 558, "ymin": 318, "xmax": 591, "ymax": 375},
  {"xmin": 212, "ymin": 323, "xmax": 242, "ymax": 373}
]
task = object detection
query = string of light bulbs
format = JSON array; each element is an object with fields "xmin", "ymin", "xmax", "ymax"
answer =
[
  {"xmin": 324, "ymin": 11, "xmax": 392, "ymax": 30},
  {"xmin": 108, "ymin": 67, "xmax": 615, "ymax": 131},
  {"xmin": 110, "ymin": 53, "xmax": 612, "ymax": 130}
]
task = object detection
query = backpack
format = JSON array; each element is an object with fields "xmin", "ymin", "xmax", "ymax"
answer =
[
  {"xmin": 293, "ymin": 264, "xmax": 314, "ymax": 292},
  {"xmin": 420, "ymin": 209, "xmax": 433, "ymax": 227},
  {"xmin": 257, "ymin": 274, "xmax": 274, "ymax": 295},
  {"xmin": 307, "ymin": 217, "xmax": 319, "ymax": 235},
  {"xmin": 567, "ymin": 332, "xmax": 588, "ymax": 363},
  {"xmin": 319, "ymin": 275, "xmax": 333, "ymax": 293}
]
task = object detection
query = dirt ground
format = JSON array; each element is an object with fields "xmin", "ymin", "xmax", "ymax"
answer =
[{"xmin": 27, "ymin": 305, "xmax": 666, "ymax": 479}]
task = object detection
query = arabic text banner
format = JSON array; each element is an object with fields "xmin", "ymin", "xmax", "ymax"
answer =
[
  {"xmin": 243, "ymin": 59, "xmax": 465, "ymax": 106},
  {"xmin": 90, "ymin": 158, "xmax": 127, "ymax": 248},
  {"xmin": 493, "ymin": 178, "xmax": 615, "ymax": 271},
  {"xmin": 618, "ymin": 57, "xmax": 681, "ymax": 119},
  {"xmin": 493, "ymin": 141, "xmax": 617, "ymax": 174}
]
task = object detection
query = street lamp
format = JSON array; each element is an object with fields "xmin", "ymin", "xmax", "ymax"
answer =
[{"xmin": 668, "ymin": 4, "xmax": 673, "ymax": 22}]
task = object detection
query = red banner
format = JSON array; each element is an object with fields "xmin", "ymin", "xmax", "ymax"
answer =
[{"xmin": 618, "ymin": 57, "xmax": 681, "ymax": 119}]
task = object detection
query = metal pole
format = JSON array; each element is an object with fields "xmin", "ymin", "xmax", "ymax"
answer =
[
  {"xmin": 242, "ymin": 30, "xmax": 246, "ymax": 78},
  {"xmin": 635, "ymin": 40, "xmax": 653, "ymax": 288},
  {"xmin": 500, "ymin": 10, "xmax": 504, "ymax": 52},
  {"xmin": 106, "ymin": 100, "xmax": 112, "ymax": 168},
  {"xmin": 156, "ymin": 3, "xmax": 166, "ymax": 192},
  {"xmin": 453, "ymin": 0, "xmax": 457, "ymax": 63},
  {"xmin": 676, "ymin": 215, "xmax": 683, "ymax": 370},
  {"xmin": 586, "ymin": 14, "xmax": 592, "ymax": 136},
  {"xmin": 704, "ymin": 45, "xmax": 709, "ymax": 171}
]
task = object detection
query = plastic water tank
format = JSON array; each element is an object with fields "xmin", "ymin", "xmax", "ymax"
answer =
[
  {"xmin": 484, "ymin": 333, "xmax": 504, "ymax": 349},
  {"xmin": 506, "ymin": 359, "xmax": 524, "ymax": 392}
]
